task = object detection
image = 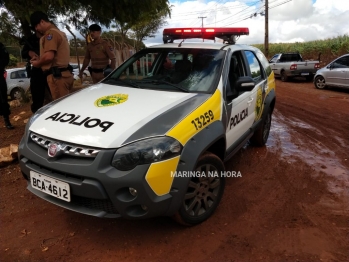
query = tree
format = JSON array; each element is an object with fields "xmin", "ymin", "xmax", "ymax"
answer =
[
  {"xmin": 69, "ymin": 38, "xmax": 86, "ymax": 48},
  {"xmin": 130, "ymin": 8, "xmax": 169, "ymax": 51},
  {"xmin": 0, "ymin": 0, "xmax": 171, "ymax": 42}
]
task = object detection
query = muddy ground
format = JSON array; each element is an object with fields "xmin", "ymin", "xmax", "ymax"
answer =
[{"xmin": 1, "ymin": 79, "xmax": 348, "ymax": 262}]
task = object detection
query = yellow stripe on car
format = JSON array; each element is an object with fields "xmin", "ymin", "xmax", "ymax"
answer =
[
  {"xmin": 145, "ymin": 156, "xmax": 180, "ymax": 196},
  {"xmin": 167, "ymin": 89, "xmax": 222, "ymax": 145},
  {"xmin": 267, "ymin": 71, "xmax": 276, "ymax": 94}
]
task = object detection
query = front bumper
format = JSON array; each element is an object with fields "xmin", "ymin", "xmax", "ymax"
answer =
[{"xmin": 18, "ymin": 135, "xmax": 174, "ymax": 219}]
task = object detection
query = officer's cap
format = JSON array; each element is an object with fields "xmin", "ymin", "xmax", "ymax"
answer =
[
  {"xmin": 30, "ymin": 11, "xmax": 49, "ymax": 28},
  {"xmin": 89, "ymin": 24, "xmax": 102, "ymax": 32}
]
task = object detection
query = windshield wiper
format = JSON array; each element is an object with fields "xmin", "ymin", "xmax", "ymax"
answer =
[
  {"xmin": 106, "ymin": 78, "xmax": 141, "ymax": 89},
  {"xmin": 140, "ymin": 80, "xmax": 189, "ymax": 93}
]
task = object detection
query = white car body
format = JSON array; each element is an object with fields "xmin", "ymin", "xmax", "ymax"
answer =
[
  {"xmin": 5, "ymin": 67, "xmax": 30, "ymax": 100},
  {"xmin": 70, "ymin": 63, "xmax": 90, "ymax": 80},
  {"xmin": 18, "ymin": 28, "xmax": 276, "ymax": 224}
]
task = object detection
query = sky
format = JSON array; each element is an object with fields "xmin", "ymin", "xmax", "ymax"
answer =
[{"xmin": 142, "ymin": 0, "xmax": 349, "ymax": 46}]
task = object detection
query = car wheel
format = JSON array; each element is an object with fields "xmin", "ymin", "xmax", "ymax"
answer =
[
  {"xmin": 250, "ymin": 108, "xmax": 272, "ymax": 146},
  {"xmin": 10, "ymin": 87, "xmax": 23, "ymax": 100},
  {"xmin": 281, "ymin": 71, "xmax": 288, "ymax": 82},
  {"xmin": 314, "ymin": 76, "xmax": 326, "ymax": 89},
  {"xmin": 174, "ymin": 152, "xmax": 225, "ymax": 226}
]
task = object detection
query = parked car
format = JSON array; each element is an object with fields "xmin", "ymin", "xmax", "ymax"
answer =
[
  {"xmin": 19, "ymin": 27, "xmax": 276, "ymax": 225},
  {"xmin": 314, "ymin": 54, "xmax": 349, "ymax": 89},
  {"xmin": 5, "ymin": 67, "xmax": 30, "ymax": 100},
  {"xmin": 70, "ymin": 63, "xmax": 90, "ymax": 80},
  {"xmin": 269, "ymin": 53, "xmax": 320, "ymax": 81}
]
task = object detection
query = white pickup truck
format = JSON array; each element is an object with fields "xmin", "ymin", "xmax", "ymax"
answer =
[{"xmin": 269, "ymin": 53, "xmax": 320, "ymax": 81}]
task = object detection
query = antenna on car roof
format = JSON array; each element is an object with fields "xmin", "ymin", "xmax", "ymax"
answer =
[{"xmin": 178, "ymin": 39, "xmax": 185, "ymax": 47}]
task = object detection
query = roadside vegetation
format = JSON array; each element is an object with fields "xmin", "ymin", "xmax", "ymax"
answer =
[{"xmin": 254, "ymin": 34, "xmax": 349, "ymax": 65}]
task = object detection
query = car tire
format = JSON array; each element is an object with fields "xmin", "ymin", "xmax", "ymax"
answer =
[
  {"xmin": 281, "ymin": 71, "xmax": 288, "ymax": 82},
  {"xmin": 314, "ymin": 76, "xmax": 326, "ymax": 89},
  {"xmin": 173, "ymin": 152, "xmax": 225, "ymax": 226},
  {"xmin": 10, "ymin": 87, "xmax": 23, "ymax": 100},
  {"xmin": 250, "ymin": 108, "xmax": 272, "ymax": 146}
]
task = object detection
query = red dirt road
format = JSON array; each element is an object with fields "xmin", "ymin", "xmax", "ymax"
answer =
[{"xmin": 1, "ymin": 79, "xmax": 349, "ymax": 262}]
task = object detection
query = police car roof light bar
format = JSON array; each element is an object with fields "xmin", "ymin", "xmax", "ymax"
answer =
[{"xmin": 163, "ymin": 27, "xmax": 249, "ymax": 44}]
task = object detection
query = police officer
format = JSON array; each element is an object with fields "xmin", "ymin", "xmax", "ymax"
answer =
[
  {"xmin": 29, "ymin": 11, "xmax": 74, "ymax": 100},
  {"xmin": 0, "ymin": 42, "xmax": 14, "ymax": 129},
  {"xmin": 21, "ymin": 30, "xmax": 52, "ymax": 113},
  {"xmin": 80, "ymin": 24, "xmax": 116, "ymax": 83}
]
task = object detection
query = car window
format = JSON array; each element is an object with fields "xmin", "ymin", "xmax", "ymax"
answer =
[
  {"xmin": 256, "ymin": 50, "xmax": 272, "ymax": 77},
  {"xmin": 244, "ymin": 50, "xmax": 265, "ymax": 83},
  {"xmin": 332, "ymin": 56, "xmax": 349, "ymax": 69},
  {"xmin": 226, "ymin": 51, "xmax": 247, "ymax": 100},
  {"xmin": 280, "ymin": 54, "xmax": 301, "ymax": 62},
  {"xmin": 269, "ymin": 54, "xmax": 279, "ymax": 63},
  {"xmin": 10, "ymin": 70, "xmax": 27, "ymax": 79},
  {"xmin": 104, "ymin": 48, "xmax": 225, "ymax": 93}
]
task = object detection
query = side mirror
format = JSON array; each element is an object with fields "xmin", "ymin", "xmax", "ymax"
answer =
[{"xmin": 236, "ymin": 76, "xmax": 255, "ymax": 92}]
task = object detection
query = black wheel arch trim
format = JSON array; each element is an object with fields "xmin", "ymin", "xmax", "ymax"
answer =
[
  {"xmin": 262, "ymin": 89, "xmax": 276, "ymax": 119},
  {"xmin": 164, "ymin": 121, "xmax": 226, "ymax": 216}
]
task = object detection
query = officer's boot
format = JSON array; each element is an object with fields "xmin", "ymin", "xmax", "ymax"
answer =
[{"xmin": 3, "ymin": 116, "xmax": 14, "ymax": 130}]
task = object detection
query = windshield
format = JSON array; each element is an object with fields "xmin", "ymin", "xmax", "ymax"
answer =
[{"xmin": 103, "ymin": 48, "xmax": 225, "ymax": 93}]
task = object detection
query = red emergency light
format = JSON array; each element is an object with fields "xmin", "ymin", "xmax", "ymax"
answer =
[{"xmin": 163, "ymin": 27, "xmax": 249, "ymax": 44}]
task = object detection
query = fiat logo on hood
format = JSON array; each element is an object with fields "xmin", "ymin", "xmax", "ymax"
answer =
[{"xmin": 48, "ymin": 143, "xmax": 61, "ymax": 157}]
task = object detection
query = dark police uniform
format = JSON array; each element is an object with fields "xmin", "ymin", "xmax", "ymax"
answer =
[
  {"xmin": 21, "ymin": 34, "xmax": 51, "ymax": 113},
  {"xmin": 0, "ymin": 42, "xmax": 14, "ymax": 129}
]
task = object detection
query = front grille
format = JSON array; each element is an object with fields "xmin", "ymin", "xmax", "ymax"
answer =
[
  {"xmin": 30, "ymin": 132, "xmax": 100, "ymax": 158},
  {"xmin": 72, "ymin": 196, "xmax": 119, "ymax": 214},
  {"xmin": 27, "ymin": 159, "xmax": 84, "ymax": 181}
]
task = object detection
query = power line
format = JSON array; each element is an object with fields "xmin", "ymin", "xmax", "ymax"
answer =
[
  {"xmin": 269, "ymin": 0, "xmax": 292, "ymax": 10},
  {"xmin": 222, "ymin": 0, "xmax": 292, "ymax": 26},
  {"xmin": 205, "ymin": 0, "xmax": 261, "ymax": 26},
  {"xmin": 186, "ymin": 0, "xmax": 262, "ymax": 27}
]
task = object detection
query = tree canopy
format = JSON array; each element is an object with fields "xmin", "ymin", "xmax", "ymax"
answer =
[
  {"xmin": 131, "ymin": 9, "xmax": 168, "ymax": 51},
  {"xmin": 0, "ymin": 0, "xmax": 171, "ymax": 44}
]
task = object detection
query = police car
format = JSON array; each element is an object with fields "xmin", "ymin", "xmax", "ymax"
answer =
[{"xmin": 18, "ymin": 27, "xmax": 276, "ymax": 225}]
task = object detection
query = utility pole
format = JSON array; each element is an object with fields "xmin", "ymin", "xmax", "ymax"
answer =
[
  {"xmin": 198, "ymin": 16, "xmax": 207, "ymax": 42},
  {"xmin": 198, "ymin": 16, "xmax": 207, "ymax": 28},
  {"xmin": 264, "ymin": 0, "xmax": 269, "ymax": 58}
]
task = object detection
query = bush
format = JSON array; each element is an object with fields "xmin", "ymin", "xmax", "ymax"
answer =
[{"xmin": 8, "ymin": 54, "xmax": 18, "ymax": 67}]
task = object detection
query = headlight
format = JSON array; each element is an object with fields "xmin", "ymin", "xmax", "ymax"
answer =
[{"xmin": 112, "ymin": 137, "xmax": 182, "ymax": 171}]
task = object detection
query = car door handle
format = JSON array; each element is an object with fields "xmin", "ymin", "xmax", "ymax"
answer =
[
  {"xmin": 247, "ymin": 97, "xmax": 254, "ymax": 104},
  {"xmin": 18, "ymin": 80, "xmax": 24, "ymax": 82}
]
